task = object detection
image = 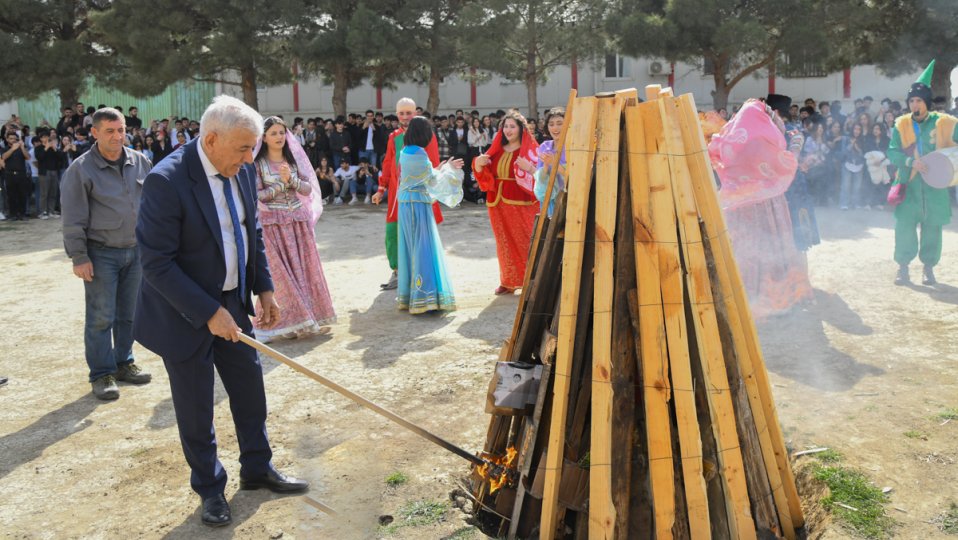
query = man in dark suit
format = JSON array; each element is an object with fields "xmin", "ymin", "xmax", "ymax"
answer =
[{"xmin": 134, "ymin": 95, "xmax": 308, "ymax": 528}]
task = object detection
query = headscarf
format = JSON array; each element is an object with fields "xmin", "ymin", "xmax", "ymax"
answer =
[
  {"xmin": 253, "ymin": 127, "xmax": 323, "ymax": 225},
  {"xmin": 708, "ymin": 99, "xmax": 798, "ymax": 210},
  {"xmin": 484, "ymin": 119, "xmax": 539, "ymax": 193}
]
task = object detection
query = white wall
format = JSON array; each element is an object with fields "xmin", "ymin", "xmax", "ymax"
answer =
[
  {"xmin": 254, "ymin": 57, "xmax": 929, "ymax": 119},
  {"xmin": 0, "ymin": 101, "xmax": 18, "ymax": 122}
]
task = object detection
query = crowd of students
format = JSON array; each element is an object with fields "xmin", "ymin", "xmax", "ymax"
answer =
[{"xmin": 6, "ymin": 95, "xmax": 956, "ymax": 221}]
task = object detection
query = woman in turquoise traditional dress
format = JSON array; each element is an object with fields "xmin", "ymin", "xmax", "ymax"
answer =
[{"xmin": 397, "ymin": 117, "xmax": 464, "ymax": 314}]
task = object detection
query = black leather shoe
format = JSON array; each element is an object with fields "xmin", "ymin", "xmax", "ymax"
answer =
[
  {"xmin": 201, "ymin": 494, "xmax": 231, "ymax": 527},
  {"xmin": 239, "ymin": 469, "xmax": 309, "ymax": 493}
]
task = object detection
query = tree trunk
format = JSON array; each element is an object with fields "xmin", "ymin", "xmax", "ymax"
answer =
[
  {"xmin": 932, "ymin": 61, "xmax": 953, "ymax": 105},
  {"xmin": 59, "ymin": 87, "xmax": 79, "ymax": 112},
  {"xmin": 241, "ymin": 64, "xmax": 259, "ymax": 110},
  {"xmin": 332, "ymin": 64, "xmax": 348, "ymax": 118},
  {"xmin": 427, "ymin": 68, "xmax": 441, "ymax": 116},
  {"xmin": 525, "ymin": 45, "xmax": 538, "ymax": 119},
  {"xmin": 712, "ymin": 68, "xmax": 730, "ymax": 112},
  {"xmin": 526, "ymin": 73, "xmax": 539, "ymax": 120}
]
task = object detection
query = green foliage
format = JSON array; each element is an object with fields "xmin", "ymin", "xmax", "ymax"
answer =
[
  {"xmin": 870, "ymin": 0, "xmax": 958, "ymax": 99},
  {"xmin": 814, "ymin": 464, "xmax": 896, "ymax": 538},
  {"xmin": 379, "ymin": 499, "xmax": 449, "ymax": 534},
  {"xmin": 936, "ymin": 408, "xmax": 958, "ymax": 421},
  {"xmin": 903, "ymin": 430, "xmax": 929, "ymax": 440},
  {"xmin": 0, "ymin": 1, "xmax": 113, "ymax": 106},
  {"xmin": 815, "ymin": 448, "xmax": 844, "ymax": 464},
  {"xmin": 297, "ymin": 0, "xmax": 405, "ymax": 115},
  {"xmin": 607, "ymin": 0, "xmax": 917, "ymax": 108},
  {"xmin": 92, "ymin": 0, "xmax": 311, "ymax": 107},
  {"xmin": 385, "ymin": 471, "xmax": 408, "ymax": 486},
  {"xmin": 444, "ymin": 526, "xmax": 478, "ymax": 540},
  {"xmin": 462, "ymin": 0, "xmax": 609, "ymax": 115},
  {"xmin": 939, "ymin": 502, "xmax": 958, "ymax": 534}
]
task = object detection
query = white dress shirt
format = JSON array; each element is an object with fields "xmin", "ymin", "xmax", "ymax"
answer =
[
  {"xmin": 366, "ymin": 125, "xmax": 375, "ymax": 151},
  {"xmin": 197, "ymin": 141, "xmax": 248, "ymax": 291}
]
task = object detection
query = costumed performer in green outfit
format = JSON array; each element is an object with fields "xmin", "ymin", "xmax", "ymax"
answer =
[{"xmin": 887, "ymin": 60, "xmax": 958, "ymax": 286}]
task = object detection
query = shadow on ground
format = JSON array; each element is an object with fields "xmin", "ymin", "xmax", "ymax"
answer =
[{"xmin": 758, "ymin": 292, "xmax": 884, "ymax": 392}]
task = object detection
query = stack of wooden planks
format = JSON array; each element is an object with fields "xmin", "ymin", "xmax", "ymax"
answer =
[{"xmin": 469, "ymin": 86, "xmax": 806, "ymax": 539}]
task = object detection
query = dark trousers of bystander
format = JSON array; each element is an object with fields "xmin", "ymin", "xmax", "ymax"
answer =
[{"xmin": 4, "ymin": 170, "xmax": 31, "ymax": 219}]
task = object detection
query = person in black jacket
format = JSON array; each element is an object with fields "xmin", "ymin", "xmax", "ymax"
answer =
[
  {"xmin": 150, "ymin": 129, "xmax": 174, "ymax": 164},
  {"xmin": 329, "ymin": 117, "xmax": 352, "ymax": 169},
  {"xmin": 1, "ymin": 132, "xmax": 32, "ymax": 220},
  {"xmin": 34, "ymin": 130, "xmax": 67, "ymax": 218}
]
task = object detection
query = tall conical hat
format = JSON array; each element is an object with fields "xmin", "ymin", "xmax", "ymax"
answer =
[
  {"xmin": 907, "ymin": 60, "xmax": 935, "ymax": 109},
  {"xmin": 915, "ymin": 59, "xmax": 935, "ymax": 87}
]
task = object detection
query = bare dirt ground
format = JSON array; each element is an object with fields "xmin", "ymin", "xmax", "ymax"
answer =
[{"xmin": 1, "ymin": 202, "xmax": 957, "ymax": 539}]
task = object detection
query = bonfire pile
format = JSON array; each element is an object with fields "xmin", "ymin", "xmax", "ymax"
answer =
[{"xmin": 469, "ymin": 86, "xmax": 806, "ymax": 539}]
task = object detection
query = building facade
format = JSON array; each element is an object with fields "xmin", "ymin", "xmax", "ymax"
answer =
[{"xmin": 243, "ymin": 56, "xmax": 941, "ymax": 119}]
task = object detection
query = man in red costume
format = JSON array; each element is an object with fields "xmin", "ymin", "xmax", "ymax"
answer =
[{"xmin": 372, "ymin": 98, "xmax": 442, "ymax": 290}]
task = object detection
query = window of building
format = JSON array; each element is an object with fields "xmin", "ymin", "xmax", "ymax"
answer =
[
  {"xmin": 778, "ymin": 50, "xmax": 829, "ymax": 78},
  {"xmin": 605, "ymin": 53, "xmax": 628, "ymax": 79}
]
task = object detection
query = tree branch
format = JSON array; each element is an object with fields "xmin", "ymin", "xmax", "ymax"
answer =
[
  {"xmin": 191, "ymin": 76, "xmax": 240, "ymax": 87},
  {"xmin": 727, "ymin": 47, "xmax": 778, "ymax": 89}
]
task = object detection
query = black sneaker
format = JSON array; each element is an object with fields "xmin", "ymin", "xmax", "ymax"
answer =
[
  {"xmin": 923, "ymin": 265, "xmax": 937, "ymax": 286},
  {"xmin": 115, "ymin": 363, "xmax": 152, "ymax": 384},
  {"xmin": 92, "ymin": 375, "xmax": 119, "ymax": 400},
  {"xmin": 894, "ymin": 265, "xmax": 910, "ymax": 286}
]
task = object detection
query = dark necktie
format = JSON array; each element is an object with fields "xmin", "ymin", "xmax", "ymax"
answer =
[{"xmin": 216, "ymin": 174, "xmax": 246, "ymax": 296}]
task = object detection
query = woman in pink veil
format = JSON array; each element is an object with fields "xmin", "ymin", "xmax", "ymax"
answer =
[
  {"xmin": 252, "ymin": 116, "xmax": 336, "ymax": 342},
  {"xmin": 708, "ymin": 100, "xmax": 813, "ymax": 318}
]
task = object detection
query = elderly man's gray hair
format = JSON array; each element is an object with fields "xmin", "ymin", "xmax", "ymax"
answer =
[{"xmin": 199, "ymin": 95, "xmax": 263, "ymax": 139}]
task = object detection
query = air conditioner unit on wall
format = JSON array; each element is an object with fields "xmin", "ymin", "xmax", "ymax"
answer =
[{"xmin": 648, "ymin": 60, "xmax": 666, "ymax": 76}]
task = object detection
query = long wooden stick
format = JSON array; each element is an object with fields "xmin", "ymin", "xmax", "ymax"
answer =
[
  {"xmin": 303, "ymin": 495, "xmax": 339, "ymax": 516},
  {"xmin": 539, "ymin": 96, "xmax": 599, "ymax": 539},
  {"xmin": 659, "ymin": 95, "xmax": 756, "ymax": 538},
  {"xmin": 589, "ymin": 93, "xmax": 623, "ymax": 539},
  {"xmin": 625, "ymin": 102, "xmax": 676, "ymax": 539},
  {"xmin": 237, "ymin": 333, "xmax": 486, "ymax": 469},
  {"xmin": 675, "ymin": 93, "xmax": 804, "ymax": 530},
  {"xmin": 504, "ymin": 89, "xmax": 577, "ymax": 361}
]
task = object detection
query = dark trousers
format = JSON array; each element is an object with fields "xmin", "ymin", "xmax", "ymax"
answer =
[
  {"xmin": 4, "ymin": 171, "xmax": 31, "ymax": 218},
  {"xmin": 162, "ymin": 289, "xmax": 272, "ymax": 499}
]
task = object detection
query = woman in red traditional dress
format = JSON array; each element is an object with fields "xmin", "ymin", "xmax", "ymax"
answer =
[{"xmin": 473, "ymin": 111, "xmax": 540, "ymax": 295}]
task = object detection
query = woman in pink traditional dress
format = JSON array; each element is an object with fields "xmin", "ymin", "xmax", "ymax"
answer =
[
  {"xmin": 252, "ymin": 116, "xmax": 336, "ymax": 342},
  {"xmin": 708, "ymin": 100, "xmax": 813, "ymax": 318}
]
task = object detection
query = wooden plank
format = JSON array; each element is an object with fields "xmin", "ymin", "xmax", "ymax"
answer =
[
  {"xmin": 626, "ymin": 291, "xmax": 654, "ymax": 538},
  {"xmin": 540, "ymin": 96, "xmax": 599, "ymax": 540},
  {"xmin": 642, "ymin": 99, "xmax": 714, "ymax": 538},
  {"xmin": 590, "ymin": 94, "xmax": 624, "ymax": 539},
  {"xmin": 512, "ymin": 190, "xmax": 569, "ymax": 363},
  {"xmin": 685, "ymin": 313, "xmax": 732, "ymax": 539},
  {"xmin": 508, "ymin": 362, "xmax": 554, "ymax": 538},
  {"xmin": 675, "ymin": 93, "xmax": 803, "ymax": 534},
  {"xmin": 625, "ymin": 103, "xmax": 675, "ymax": 539},
  {"xmin": 657, "ymin": 96, "xmax": 756, "ymax": 537},
  {"xmin": 712, "ymin": 291, "xmax": 781, "ymax": 537},
  {"xmin": 610, "ymin": 125, "xmax": 638, "ymax": 538},
  {"xmin": 645, "ymin": 84, "xmax": 662, "ymax": 102},
  {"xmin": 504, "ymin": 90, "xmax": 577, "ymax": 362}
]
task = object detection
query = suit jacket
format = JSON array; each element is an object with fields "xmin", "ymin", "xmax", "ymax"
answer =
[{"xmin": 134, "ymin": 139, "xmax": 273, "ymax": 362}]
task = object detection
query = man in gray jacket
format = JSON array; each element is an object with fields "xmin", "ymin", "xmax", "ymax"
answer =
[{"xmin": 61, "ymin": 107, "xmax": 154, "ymax": 400}]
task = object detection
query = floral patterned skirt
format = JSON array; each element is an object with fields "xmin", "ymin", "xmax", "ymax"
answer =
[{"xmin": 254, "ymin": 220, "xmax": 336, "ymax": 340}]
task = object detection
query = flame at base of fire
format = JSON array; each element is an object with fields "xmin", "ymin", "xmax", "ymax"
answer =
[{"xmin": 475, "ymin": 446, "xmax": 518, "ymax": 494}]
